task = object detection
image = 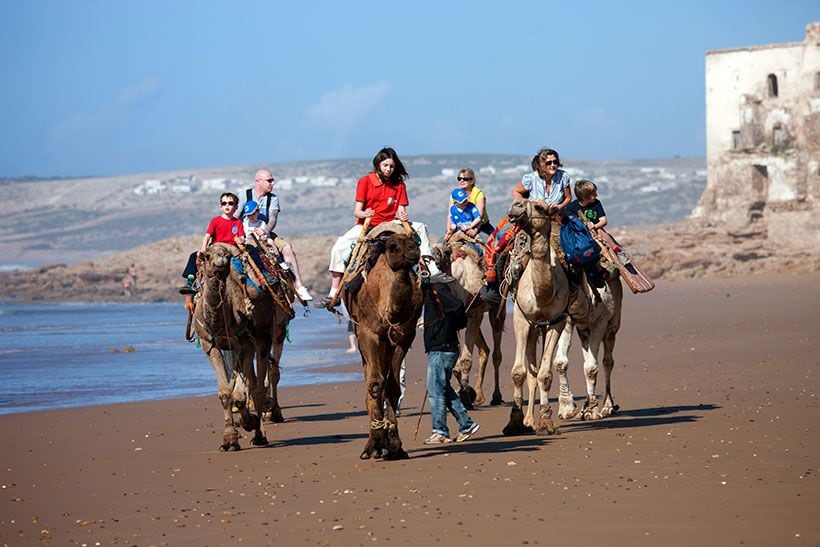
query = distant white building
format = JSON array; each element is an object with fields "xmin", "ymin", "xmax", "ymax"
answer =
[
  {"xmin": 172, "ymin": 184, "xmax": 193, "ymax": 193},
  {"xmin": 133, "ymin": 179, "xmax": 166, "ymax": 195},
  {"xmin": 441, "ymin": 168, "xmax": 456, "ymax": 177},
  {"xmin": 479, "ymin": 165, "xmax": 496, "ymax": 175},
  {"xmin": 277, "ymin": 178, "xmax": 294, "ymax": 190},
  {"xmin": 202, "ymin": 178, "xmax": 228, "ymax": 191}
]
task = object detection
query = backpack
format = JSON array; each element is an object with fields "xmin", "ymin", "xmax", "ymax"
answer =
[{"xmin": 560, "ymin": 215, "xmax": 600, "ymax": 266}]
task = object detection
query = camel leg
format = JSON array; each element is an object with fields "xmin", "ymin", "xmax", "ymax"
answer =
[
  {"xmin": 265, "ymin": 320, "xmax": 287, "ymax": 423},
  {"xmin": 535, "ymin": 326, "xmax": 563, "ymax": 435},
  {"xmin": 555, "ymin": 319, "xmax": 579, "ymax": 420},
  {"xmin": 523, "ymin": 330, "xmax": 539, "ymax": 430},
  {"xmin": 600, "ymin": 326, "xmax": 619, "ymax": 417},
  {"xmin": 472, "ymin": 330, "xmax": 490, "ymax": 406},
  {"xmin": 246, "ymin": 340, "xmax": 270, "ymax": 446},
  {"xmin": 382, "ymin": 347, "xmax": 409, "ymax": 460},
  {"xmin": 205, "ymin": 345, "xmax": 241, "ymax": 452},
  {"xmin": 503, "ymin": 312, "xmax": 535, "ymax": 436},
  {"xmin": 359, "ymin": 331, "xmax": 390, "ymax": 460},
  {"xmin": 489, "ymin": 307, "xmax": 505, "ymax": 406},
  {"xmin": 578, "ymin": 324, "xmax": 607, "ymax": 421},
  {"xmin": 456, "ymin": 317, "xmax": 481, "ymax": 409}
]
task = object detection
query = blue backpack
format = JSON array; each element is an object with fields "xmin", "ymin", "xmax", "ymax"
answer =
[{"xmin": 560, "ymin": 216, "xmax": 600, "ymax": 266}]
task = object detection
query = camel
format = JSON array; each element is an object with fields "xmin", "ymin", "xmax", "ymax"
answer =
[
  {"xmin": 502, "ymin": 199, "xmax": 570, "ymax": 436},
  {"xmin": 553, "ymin": 261, "xmax": 624, "ymax": 421},
  {"xmin": 192, "ymin": 243, "xmax": 274, "ymax": 451},
  {"xmin": 431, "ymin": 234, "xmax": 506, "ymax": 408},
  {"xmin": 343, "ymin": 228, "xmax": 424, "ymax": 460}
]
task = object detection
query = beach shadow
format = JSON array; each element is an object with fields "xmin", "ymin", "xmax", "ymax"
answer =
[
  {"xmin": 409, "ymin": 434, "xmax": 553, "ymax": 459},
  {"xmin": 266, "ymin": 432, "xmax": 368, "ymax": 449},
  {"xmin": 556, "ymin": 403, "xmax": 720, "ymax": 433},
  {"xmin": 290, "ymin": 408, "xmax": 369, "ymax": 422}
]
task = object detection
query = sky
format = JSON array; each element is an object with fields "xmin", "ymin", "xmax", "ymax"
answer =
[{"xmin": 1, "ymin": 1, "xmax": 816, "ymax": 178}]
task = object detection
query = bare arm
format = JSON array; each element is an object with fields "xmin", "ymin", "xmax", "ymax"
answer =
[
  {"xmin": 395, "ymin": 205, "xmax": 409, "ymax": 222},
  {"xmin": 592, "ymin": 215, "xmax": 607, "ymax": 230},
  {"xmin": 512, "ymin": 181, "xmax": 529, "ymax": 200},
  {"xmin": 556, "ymin": 186, "xmax": 572, "ymax": 210},
  {"xmin": 199, "ymin": 233, "xmax": 212, "ymax": 254},
  {"xmin": 354, "ymin": 201, "xmax": 372, "ymax": 220}
]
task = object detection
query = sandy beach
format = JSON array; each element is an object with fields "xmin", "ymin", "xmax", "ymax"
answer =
[{"xmin": 1, "ymin": 272, "xmax": 818, "ymax": 546}]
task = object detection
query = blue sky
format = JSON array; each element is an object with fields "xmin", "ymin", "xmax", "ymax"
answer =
[{"xmin": 1, "ymin": 1, "xmax": 816, "ymax": 177}]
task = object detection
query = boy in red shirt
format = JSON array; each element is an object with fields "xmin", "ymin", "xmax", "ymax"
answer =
[{"xmin": 179, "ymin": 193, "xmax": 244, "ymax": 309}]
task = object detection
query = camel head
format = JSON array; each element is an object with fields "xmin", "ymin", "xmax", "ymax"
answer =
[
  {"xmin": 508, "ymin": 199, "xmax": 558, "ymax": 233},
  {"xmin": 202, "ymin": 243, "xmax": 234, "ymax": 280},
  {"xmin": 430, "ymin": 243, "xmax": 452, "ymax": 275},
  {"xmin": 384, "ymin": 233, "xmax": 420, "ymax": 271}
]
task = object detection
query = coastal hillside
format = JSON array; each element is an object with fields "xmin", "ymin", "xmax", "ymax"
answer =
[
  {"xmin": 0, "ymin": 219, "xmax": 814, "ymax": 303},
  {"xmin": 0, "ymin": 155, "xmax": 705, "ymax": 269}
]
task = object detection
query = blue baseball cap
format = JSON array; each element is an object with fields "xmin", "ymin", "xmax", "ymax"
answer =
[
  {"xmin": 243, "ymin": 200, "xmax": 259, "ymax": 215},
  {"xmin": 451, "ymin": 188, "xmax": 469, "ymax": 203}
]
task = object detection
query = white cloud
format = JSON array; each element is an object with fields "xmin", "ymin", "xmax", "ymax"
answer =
[
  {"xmin": 48, "ymin": 75, "xmax": 163, "ymax": 148},
  {"xmin": 305, "ymin": 80, "xmax": 390, "ymax": 130}
]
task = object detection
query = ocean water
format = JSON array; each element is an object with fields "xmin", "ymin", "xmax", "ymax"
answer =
[{"xmin": 0, "ymin": 302, "xmax": 360, "ymax": 415}]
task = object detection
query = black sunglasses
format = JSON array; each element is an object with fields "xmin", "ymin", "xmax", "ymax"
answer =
[
  {"xmin": 457, "ymin": 176, "xmax": 474, "ymax": 181},
  {"xmin": 221, "ymin": 201, "xmax": 236, "ymax": 206},
  {"xmin": 541, "ymin": 159, "xmax": 559, "ymax": 166}
]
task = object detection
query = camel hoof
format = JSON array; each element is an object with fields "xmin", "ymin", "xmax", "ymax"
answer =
[
  {"xmin": 252, "ymin": 434, "xmax": 269, "ymax": 447},
  {"xmin": 503, "ymin": 407, "xmax": 533, "ymax": 436},
  {"xmin": 241, "ymin": 414, "xmax": 261, "ymax": 432},
  {"xmin": 219, "ymin": 442, "xmax": 242, "ymax": 452},
  {"xmin": 458, "ymin": 387, "xmax": 476, "ymax": 410},
  {"xmin": 535, "ymin": 417, "xmax": 559, "ymax": 435},
  {"xmin": 474, "ymin": 393, "xmax": 486, "ymax": 406},
  {"xmin": 490, "ymin": 394, "xmax": 504, "ymax": 406},
  {"xmin": 360, "ymin": 451, "xmax": 372, "ymax": 460}
]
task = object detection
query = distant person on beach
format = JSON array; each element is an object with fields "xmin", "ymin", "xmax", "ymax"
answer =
[
  {"xmin": 446, "ymin": 168, "xmax": 494, "ymax": 237},
  {"xmin": 422, "ymin": 281, "xmax": 480, "ymax": 444},
  {"xmin": 179, "ymin": 192, "xmax": 244, "ymax": 312},
  {"xmin": 480, "ymin": 147, "xmax": 572, "ymax": 305},
  {"xmin": 238, "ymin": 169, "xmax": 312, "ymax": 302},
  {"xmin": 126, "ymin": 263, "xmax": 138, "ymax": 291},
  {"xmin": 315, "ymin": 147, "xmax": 451, "ymax": 308},
  {"xmin": 565, "ymin": 179, "xmax": 607, "ymax": 232},
  {"xmin": 241, "ymin": 198, "xmax": 312, "ymax": 301},
  {"xmin": 444, "ymin": 188, "xmax": 482, "ymax": 242},
  {"xmin": 122, "ymin": 276, "xmax": 133, "ymax": 297}
]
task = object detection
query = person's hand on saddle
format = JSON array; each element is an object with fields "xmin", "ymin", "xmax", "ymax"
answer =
[{"xmin": 396, "ymin": 209, "xmax": 409, "ymax": 222}]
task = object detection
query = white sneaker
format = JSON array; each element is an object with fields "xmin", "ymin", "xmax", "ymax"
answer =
[
  {"xmin": 423, "ymin": 433, "xmax": 453, "ymax": 444},
  {"xmin": 455, "ymin": 423, "xmax": 480, "ymax": 442},
  {"xmin": 295, "ymin": 286, "xmax": 313, "ymax": 301}
]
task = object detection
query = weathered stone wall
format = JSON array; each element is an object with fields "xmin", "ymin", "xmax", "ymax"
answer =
[{"xmin": 694, "ymin": 22, "xmax": 819, "ymax": 247}]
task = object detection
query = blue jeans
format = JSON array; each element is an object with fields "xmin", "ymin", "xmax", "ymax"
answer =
[{"xmin": 427, "ymin": 350, "xmax": 475, "ymax": 437}]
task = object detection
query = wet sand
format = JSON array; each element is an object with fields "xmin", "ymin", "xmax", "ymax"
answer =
[{"xmin": 1, "ymin": 272, "xmax": 818, "ymax": 546}]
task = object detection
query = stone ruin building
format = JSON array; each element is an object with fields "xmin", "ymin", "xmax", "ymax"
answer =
[{"xmin": 692, "ymin": 22, "xmax": 819, "ymax": 247}]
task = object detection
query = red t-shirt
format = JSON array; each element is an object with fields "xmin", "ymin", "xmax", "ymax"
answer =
[
  {"xmin": 355, "ymin": 172, "xmax": 409, "ymax": 226},
  {"xmin": 206, "ymin": 215, "xmax": 244, "ymax": 244}
]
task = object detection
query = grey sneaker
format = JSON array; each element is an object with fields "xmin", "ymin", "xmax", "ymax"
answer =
[
  {"xmin": 456, "ymin": 423, "xmax": 480, "ymax": 442},
  {"xmin": 429, "ymin": 272, "xmax": 455, "ymax": 284},
  {"xmin": 423, "ymin": 433, "xmax": 453, "ymax": 444}
]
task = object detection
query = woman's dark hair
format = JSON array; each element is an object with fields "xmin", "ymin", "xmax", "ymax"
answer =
[
  {"xmin": 372, "ymin": 147, "xmax": 409, "ymax": 183},
  {"xmin": 531, "ymin": 147, "xmax": 562, "ymax": 171}
]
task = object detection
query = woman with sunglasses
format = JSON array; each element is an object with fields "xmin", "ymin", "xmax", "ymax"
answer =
[
  {"xmin": 446, "ymin": 168, "xmax": 494, "ymax": 237},
  {"xmin": 479, "ymin": 148, "xmax": 571, "ymax": 306},
  {"xmin": 512, "ymin": 148, "xmax": 572, "ymax": 210}
]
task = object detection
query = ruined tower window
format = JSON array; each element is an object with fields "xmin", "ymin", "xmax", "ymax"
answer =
[
  {"xmin": 767, "ymin": 74, "xmax": 778, "ymax": 97},
  {"xmin": 732, "ymin": 130, "xmax": 741, "ymax": 150},
  {"xmin": 773, "ymin": 125, "xmax": 785, "ymax": 147},
  {"xmin": 815, "ymin": 72, "xmax": 820, "ymax": 91},
  {"xmin": 749, "ymin": 165, "xmax": 768, "ymax": 222}
]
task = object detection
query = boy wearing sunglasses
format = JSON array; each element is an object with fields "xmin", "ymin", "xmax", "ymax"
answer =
[{"xmin": 178, "ymin": 193, "xmax": 245, "ymax": 310}]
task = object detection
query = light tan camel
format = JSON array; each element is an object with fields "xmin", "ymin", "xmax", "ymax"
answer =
[
  {"xmin": 553, "ymin": 266, "xmax": 624, "ymax": 421},
  {"xmin": 343, "ymin": 229, "xmax": 424, "ymax": 460},
  {"xmin": 431, "ymin": 234, "xmax": 505, "ymax": 408},
  {"xmin": 502, "ymin": 199, "xmax": 570, "ymax": 436},
  {"xmin": 192, "ymin": 243, "xmax": 272, "ymax": 451}
]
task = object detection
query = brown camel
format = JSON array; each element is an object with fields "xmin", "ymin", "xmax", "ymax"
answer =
[
  {"xmin": 343, "ymin": 230, "xmax": 424, "ymax": 460},
  {"xmin": 192, "ymin": 243, "xmax": 273, "ymax": 451},
  {"xmin": 431, "ymin": 234, "xmax": 506, "ymax": 408},
  {"xmin": 501, "ymin": 199, "xmax": 570, "ymax": 436},
  {"xmin": 553, "ymin": 265, "xmax": 624, "ymax": 421}
]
